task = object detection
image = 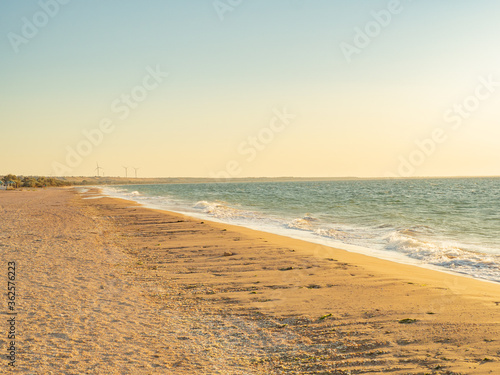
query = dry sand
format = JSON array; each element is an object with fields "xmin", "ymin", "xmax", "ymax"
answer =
[{"xmin": 1, "ymin": 187, "xmax": 499, "ymax": 374}]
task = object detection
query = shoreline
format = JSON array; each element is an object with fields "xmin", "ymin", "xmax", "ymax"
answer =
[
  {"xmin": 97, "ymin": 185, "xmax": 500, "ymax": 288},
  {"xmin": 94, "ymin": 187, "xmax": 500, "ymax": 297},
  {"xmin": 2, "ymin": 187, "xmax": 499, "ymax": 373}
]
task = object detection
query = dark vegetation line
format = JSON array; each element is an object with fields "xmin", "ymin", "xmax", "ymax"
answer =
[{"xmin": 1, "ymin": 174, "xmax": 72, "ymax": 189}]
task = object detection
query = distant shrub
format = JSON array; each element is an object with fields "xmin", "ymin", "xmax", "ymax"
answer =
[{"xmin": 1, "ymin": 174, "xmax": 72, "ymax": 189}]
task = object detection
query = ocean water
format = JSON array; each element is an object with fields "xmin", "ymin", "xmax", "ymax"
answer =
[{"xmin": 100, "ymin": 178, "xmax": 500, "ymax": 283}]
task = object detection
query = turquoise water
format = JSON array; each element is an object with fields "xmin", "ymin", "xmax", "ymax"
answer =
[{"xmin": 101, "ymin": 178, "xmax": 500, "ymax": 282}]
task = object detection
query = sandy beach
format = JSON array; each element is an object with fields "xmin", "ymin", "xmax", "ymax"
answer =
[{"xmin": 1, "ymin": 187, "xmax": 499, "ymax": 374}]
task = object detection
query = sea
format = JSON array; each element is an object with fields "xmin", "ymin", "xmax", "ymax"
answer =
[{"xmin": 97, "ymin": 178, "xmax": 500, "ymax": 283}]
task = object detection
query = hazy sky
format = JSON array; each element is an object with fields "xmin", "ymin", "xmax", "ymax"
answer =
[{"xmin": 1, "ymin": 0, "xmax": 500, "ymax": 178}]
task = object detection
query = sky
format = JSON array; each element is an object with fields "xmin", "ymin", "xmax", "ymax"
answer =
[{"xmin": 1, "ymin": 0, "xmax": 500, "ymax": 178}]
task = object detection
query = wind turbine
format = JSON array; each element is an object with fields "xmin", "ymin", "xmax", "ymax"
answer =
[
  {"xmin": 133, "ymin": 167, "xmax": 139, "ymax": 178},
  {"xmin": 122, "ymin": 166, "xmax": 128, "ymax": 178},
  {"xmin": 95, "ymin": 162, "xmax": 103, "ymax": 177}
]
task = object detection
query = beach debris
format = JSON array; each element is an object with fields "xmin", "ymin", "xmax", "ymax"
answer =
[
  {"xmin": 307, "ymin": 284, "xmax": 321, "ymax": 289},
  {"xmin": 257, "ymin": 298, "xmax": 272, "ymax": 303},
  {"xmin": 279, "ymin": 266, "xmax": 293, "ymax": 271},
  {"xmin": 223, "ymin": 251, "xmax": 234, "ymax": 256},
  {"xmin": 319, "ymin": 313, "xmax": 332, "ymax": 321},
  {"xmin": 398, "ymin": 318, "xmax": 417, "ymax": 324}
]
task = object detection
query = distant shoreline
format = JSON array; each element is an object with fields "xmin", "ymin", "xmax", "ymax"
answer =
[
  {"xmin": 2, "ymin": 174, "xmax": 498, "ymax": 189},
  {"xmin": 56, "ymin": 174, "xmax": 500, "ymax": 186}
]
